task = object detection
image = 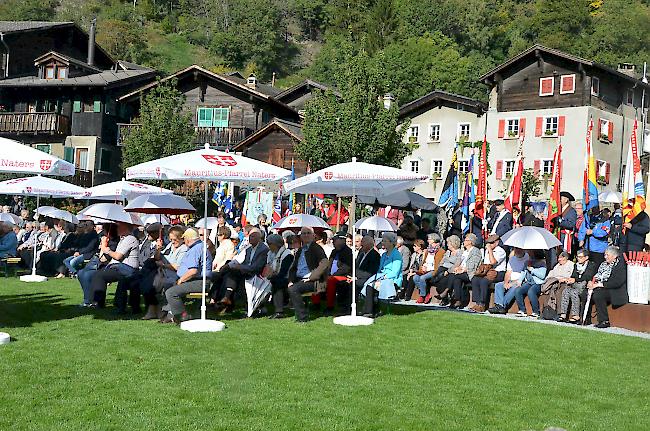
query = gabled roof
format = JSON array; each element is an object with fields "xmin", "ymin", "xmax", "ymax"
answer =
[
  {"xmin": 233, "ymin": 118, "xmax": 303, "ymax": 152},
  {"xmin": 117, "ymin": 65, "xmax": 298, "ymax": 116},
  {"xmin": 275, "ymin": 79, "xmax": 340, "ymax": 101},
  {"xmin": 0, "ymin": 21, "xmax": 73, "ymax": 34},
  {"xmin": 399, "ymin": 90, "xmax": 487, "ymax": 119},
  {"xmin": 223, "ymin": 74, "xmax": 281, "ymax": 97},
  {"xmin": 117, "ymin": 60, "xmax": 154, "ymax": 72},
  {"xmin": 0, "ymin": 69, "xmax": 156, "ymax": 89},
  {"xmin": 478, "ymin": 44, "xmax": 650, "ymax": 89},
  {"xmin": 34, "ymin": 51, "xmax": 102, "ymax": 73}
]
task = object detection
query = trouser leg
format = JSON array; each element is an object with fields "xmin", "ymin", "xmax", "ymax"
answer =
[
  {"xmin": 362, "ymin": 283, "xmax": 377, "ymax": 315},
  {"xmin": 288, "ymin": 281, "xmax": 315, "ymax": 321},
  {"xmin": 165, "ymin": 279, "xmax": 203, "ymax": 316},
  {"xmin": 271, "ymin": 281, "xmax": 287, "ymax": 313},
  {"xmin": 592, "ymin": 288, "xmax": 611, "ymax": 323},
  {"xmin": 527, "ymin": 284, "xmax": 542, "ymax": 314}
]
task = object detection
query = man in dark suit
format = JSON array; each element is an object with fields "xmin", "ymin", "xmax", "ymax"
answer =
[
  {"xmin": 590, "ymin": 246, "xmax": 628, "ymax": 328},
  {"xmin": 319, "ymin": 232, "xmax": 353, "ymax": 315},
  {"xmin": 216, "ymin": 228, "xmax": 269, "ymax": 313},
  {"xmin": 487, "ymin": 199, "xmax": 513, "ymax": 238},
  {"xmin": 287, "ymin": 227, "xmax": 329, "ymax": 322},
  {"xmin": 337, "ymin": 235, "xmax": 380, "ymax": 315},
  {"xmin": 620, "ymin": 211, "xmax": 650, "ymax": 253}
]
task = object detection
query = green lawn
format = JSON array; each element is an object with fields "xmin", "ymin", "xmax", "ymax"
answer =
[{"xmin": 1, "ymin": 278, "xmax": 648, "ymax": 431}]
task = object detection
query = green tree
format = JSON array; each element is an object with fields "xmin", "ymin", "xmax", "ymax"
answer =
[
  {"xmin": 0, "ymin": 0, "xmax": 57, "ymax": 20},
  {"xmin": 121, "ymin": 80, "xmax": 196, "ymax": 171},
  {"xmin": 96, "ymin": 19, "xmax": 150, "ymax": 63},
  {"xmin": 522, "ymin": 168, "xmax": 541, "ymax": 202},
  {"xmin": 298, "ymin": 49, "xmax": 411, "ymax": 170}
]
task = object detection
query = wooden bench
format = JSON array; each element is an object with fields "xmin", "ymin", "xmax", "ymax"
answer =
[{"xmin": 1, "ymin": 257, "xmax": 23, "ymax": 277}]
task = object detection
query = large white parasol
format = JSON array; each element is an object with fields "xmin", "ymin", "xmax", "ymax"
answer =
[
  {"xmin": 0, "ymin": 137, "xmax": 75, "ymax": 176},
  {"xmin": 271, "ymin": 214, "xmax": 330, "ymax": 232},
  {"xmin": 284, "ymin": 158, "xmax": 429, "ymax": 326},
  {"xmin": 501, "ymin": 226, "xmax": 562, "ymax": 250},
  {"xmin": 85, "ymin": 179, "xmax": 173, "ymax": 201},
  {"xmin": 127, "ymin": 144, "xmax": 291, "ymax": 333},
  {"xmin": 0, "ymin": 175, "xmax": 86, "ymax": 282},
  {"xmin": 82, "ymin": 203, "xmax": 143, "ymax": 226},
  {"xmin": 357, "ymin": 190, "xmax": 437, "ymax": 211}
]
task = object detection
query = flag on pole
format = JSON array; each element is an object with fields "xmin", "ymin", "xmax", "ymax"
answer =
[
  {"xmin": 504, "ymin": 139, "xmax": 524, "ymax": 213},
  {"xmin": 474, "ymin": 136, "xmax": 487, "ymax": 220},
  {"xmin": 583, "ymin": 117, "xmax": 599, "ymax": 213},
  {"xmin": 439, "ymin": 146, "xmax": 459, "ymax": 211},
  {"xmin": 547, "ymin": 142, "xmax": 563, "ymax": 230},
  {"xmin": 460, "ymin": 152, "xmax": 476, "ymax": 234},
  {"xmin": 622, "ymin": 120, "xmax": 646, "ymax": 225},
  {"xmin": 240, "ymin": 192, "xmax": 249, "ymax": 227},
  {"xmin": 272, "ymin": 189, "xmax": 283, "ymax": 223},
  {"xmin": 212, "ymin": 181, "xmax": 227, "ymax": 206},
  {"xmin": 287, "ymin": 159, "xmax": 296, "ymax": 215}
]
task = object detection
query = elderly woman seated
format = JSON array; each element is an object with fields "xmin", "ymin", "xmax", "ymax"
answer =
[
  {"xmin": 448, "ymin": 233, "xmax": 483, "ymax": 309},
  {"xmin": 589, "ymin": 246, "xmax": 628, "ymax": 329},
  {"xmin": 361, "ymin": 232, "xmax": 403, "ymax": 318},
  {"xmin": 558, "ymin": 249, "xmax": 597, "ymax": 323},
  {"xmin": 430, "ymin": 235, "xmax": 463, "ymax": 306},
  {"xmin": 538, "ymin": 251, "xmax": 575, "ymax": 318},
  {"xmin": 266, "ymin": 233, "xmax": 294, "ymax": 319},
  {"xmin": 512, "ymin": 250, "xmax": 548, "ymax": 318}
]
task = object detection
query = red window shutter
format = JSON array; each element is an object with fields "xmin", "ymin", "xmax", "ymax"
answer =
[
  {"xmin": 533, "ymin": 160, "xmax": 541, "ymax": 177},
  {"xmin": 535, "ymin": 117, "xmax": 543, "ymax": 137},
  {"xmin": 519, "ymin": 118, "xmax": 526, "ymax": 137},
  {"xmin": 496, "ymin": 160, "xmax": 503, "ymax": 180},
  {"xmin": 497, "ymin": 120, "xmax": 505, "ymax": 138},
  {"xmin": 558, "ymin": 116, "xmax": 566, "ymax": 136},
  {"xmin": 596, "ymin": 118, "xmax": 601, "ymax": 138},
  {"xmin": 607, "ymin": 121, "xmax": 614, "ymax": 142},
  {"xmin": 605, "ymin": 162, "xmax": 611, "ymax": 184}
]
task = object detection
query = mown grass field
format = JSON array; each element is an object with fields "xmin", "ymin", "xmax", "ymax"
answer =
[{"xmin": 1, "ymin": 278, "xmax": 648, "ymax": 431}]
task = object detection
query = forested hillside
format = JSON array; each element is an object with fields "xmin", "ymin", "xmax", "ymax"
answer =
[{"xmin": 1, "ymin": 0, "xmax": 649, "ymax": 104}]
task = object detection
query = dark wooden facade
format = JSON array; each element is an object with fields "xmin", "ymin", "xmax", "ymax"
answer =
[{"xmin": 480, "ymin": 45, "xmax": 650, "ymax": 114}]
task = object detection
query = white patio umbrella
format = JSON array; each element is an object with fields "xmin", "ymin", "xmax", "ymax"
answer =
[
  {"xmin": 271, "ymin": 214, "xmax": 330, "ymax": 232},
  {"xmin": 357, "ymin": 190, "xmax": 437, "ymax": 211},
  {"xmin": 598, "ymin": 190, "xmax": 622, "ymax": 204},
  {"xmin": 0, "ymin": 137, "xmax": 75, "ymax": 176},
  {"xmin": 141, "ymin": 214, "xmax": 170, "ymax": 226},
  {"xmin": 501, "ymin": 226, "xmax": 562, "ymax": 250},
  {"xmin": 82, "ymin": 203, "xmax": 143, "ymax": 226},
  {"xmin": 85, "ymin": 179, "xmax": 173, "ymax": 201},
  {"xmin": 127, "ymin": 144, "xmax": 291, "ymax": 333},
  {"xmin": 124, "ymin": 193, "xmax": 195, "ymax": 215},
  {"xmin": 354, "ymin": 216, "xmax": 398, "ymax": 232},
  {"xmin": 0, "ymin": 213, "xmax": 20, "ymax": 225},
  {"xmin": 39, "ymin": 208, "xmax": 79, "ymax": 224},
  {"xmin": 284, "ymin": 157, "xmax": 429, "ymax": 326},
  {"xmin": 195, "ymin": 217, "xmax": 219, "ymax": 229},
  {"xmin": 0, "ymin": 175, "xmax": 86, "ymax": 282}
]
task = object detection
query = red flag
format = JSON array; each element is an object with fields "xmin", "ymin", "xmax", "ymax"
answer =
[
  {"xmin": 504, "ymin": 139, "xmax": 524, "ymax": 213},
  {"xmin": 547, "ymin": 142, "xmax": 563, "ymax": 225},
  {"xmin": 474, "ymin": 136, "xmax": 487, "ymax": 220}
]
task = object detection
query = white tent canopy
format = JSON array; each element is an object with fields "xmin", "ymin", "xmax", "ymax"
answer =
[
  {"xmin": 85, "ymin": 179, "xmax": 173, "ymax": 201},
  {"xmin": 0, "ymin": 137, "xmax": 75, "ymax": 176}
]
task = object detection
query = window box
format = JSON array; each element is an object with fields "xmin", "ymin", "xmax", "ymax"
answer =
[
  {"xmin": 507, "ymin": 130, "xmax": 518, "ymax": 138},
  {"xmin": 597, "ymin": 175, "xmax": 607, "ymax": 186},
  {"xmin": 431, "ymin": 172, "xmax": 441, "ymax": 181},
  {"xmin": 544, "ymin": 129, "xmax": 556, "ymax": 136},
  {"xmin": 408, "ymin": 135, "xmax": 418, "ymax": 144}
]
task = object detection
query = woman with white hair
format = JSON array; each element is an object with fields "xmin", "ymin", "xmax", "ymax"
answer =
[
  {"xmin": 361, "ymin": 232, "xmax": 403, "ymax": 317},
  {"xmin": 589, "ymin": 246, "xmax": 628, "ymax": 328},
  {"xmin": 265, "ymin": 233, "xmax": 294, "ymax": 319},
  {"xmin": 448, "ymin": 233, "xmax": 483, "ymax": 309}
]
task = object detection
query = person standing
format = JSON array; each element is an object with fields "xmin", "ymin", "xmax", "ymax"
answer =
[
  {"xmin": 578, "ymin": 208, "xmax": 611, "ymax": 268},
  {"xmin": 487, "ymin": 200, "xmax": 512, "ymax": 238},
  {"xmin": 619, "ymin": 211, "xmax": 649, "ymax": 253},
  {"xmin": 557, "ymin": 192, "xmax": 578, "ymax": 255}
]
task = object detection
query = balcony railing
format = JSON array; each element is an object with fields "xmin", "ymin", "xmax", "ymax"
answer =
[
  {"xmin": 0, "ymin": 112, "xmax": 70, "ymax": 135},
  {"xmin": 70, "ymin": 169, "xmax": 93, "ymax": 188},
  {"xmin": 117, "ymin": 124, "xmax": 253, "ymax": 149}
]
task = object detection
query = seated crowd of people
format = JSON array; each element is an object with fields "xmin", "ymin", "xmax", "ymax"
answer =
[{"xmin": 0, "ymin": 193, "xmax": 646, "ymax": 329}]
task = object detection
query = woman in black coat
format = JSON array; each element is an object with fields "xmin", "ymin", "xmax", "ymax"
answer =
[{"xmin": 590, "ymin": 246, "xmax": 628, "ymax": 328}]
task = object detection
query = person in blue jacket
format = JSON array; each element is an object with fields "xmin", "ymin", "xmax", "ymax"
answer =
[
  {"xmin": 0, "ymin": 222, "xmax": 18, "ymax": 259},
  {"xmin": 362, "ymin": 232, "xmax": 402, "ymax": 317},
  {"xmin": 578, "ymin": 207, "xmax": 611, "ymax": 268},
  {"xmin": 513, "ymin": 250, "xmax": 548, "ymax": 318}
]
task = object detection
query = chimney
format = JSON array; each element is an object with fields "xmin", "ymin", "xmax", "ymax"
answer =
[
  {"xmin": 87, "ymin": 18, "xmax": 97, "ymax": 67},
  {"xmin": 246, "ymin": 73, "xmax": 257, "ymax": 89},
  {"xmin": 271, "ymin": 72, "xmax": 276, "ymax": 87},
  {"xmin": 617, "ymin": 62, "xmax": 637, "ymax": 78},
  {"xmin": 383, "ymin": 93, "xmax": 395, "ymax": 110}
]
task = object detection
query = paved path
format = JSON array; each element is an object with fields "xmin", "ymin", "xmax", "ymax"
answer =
[{"xmin": 392, "ymin": 300, "xmax": 650, "ymax": 340}]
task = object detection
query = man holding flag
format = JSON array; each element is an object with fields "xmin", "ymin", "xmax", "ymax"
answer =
[
  {"xmin": 438, "ymin": 145, "xmax": 460, "ymax": 239},
  {"xmin": 620, "ymin": 120, "xmax": 650, "ymax": 252}
]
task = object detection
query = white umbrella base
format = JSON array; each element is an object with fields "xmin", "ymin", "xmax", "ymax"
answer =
[
  {"xmin": 180, "ymin": 319, "xmax": 226, "ymax": 332},
  {"xmin": 333, "ymin": 315, "xmax": 374, "ymax": 326},
  {"xmin": 0, "ymin": 332, "xmax": 10, "ymax": 345},
  {"xmin": 20, "ymin": 274, "xmax": 47, "ymax": 283}
]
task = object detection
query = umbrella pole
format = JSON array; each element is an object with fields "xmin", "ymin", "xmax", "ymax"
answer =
[
  {"xmin": 350, "ymin": 194, "xmax": 357, "ymax": 317},
  {"xmin": 31, "ymin": 195, "xmax": 39, "ymax": 276},
  {"xmin": 201, "ymin": 180, "xmax": 208, "ymax": 320}
]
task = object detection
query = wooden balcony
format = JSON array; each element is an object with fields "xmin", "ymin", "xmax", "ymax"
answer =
[
  {"xmin": 117, "ymin": 123, "xmax": 253, "ymax": 149},
  {"xmin": 70, "ymin": 169, "xmax": 93, "ymax": 188},
  {"xmin": 0, "ymin": 112, "xmax": 70, "ymax": 135}
]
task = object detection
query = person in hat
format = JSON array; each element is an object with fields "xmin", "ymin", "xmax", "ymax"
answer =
[
  {"xmin": 557, "ymin": 191, "xmax": 577, "ymax": 256},
  {"xmin": 469, "ymin": 234, "xmax": 507, "ymax": 312},
  {"xmin": 317, "ymin": 232, "xmax": 352, "ymax": 315},
  {"xmin": 578, "ymin": 207, "xmax": 611, "ymax": 268},
  {"xmin": 161, "ymin": 228, "xmax": 213, "ymax": 323},
  {"xmin": 487, "ymin": 199, "xmax": 512, "ymax": 239}
]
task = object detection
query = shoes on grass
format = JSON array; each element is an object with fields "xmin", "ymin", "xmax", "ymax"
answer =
[
  {"xmin": 515, "ymin": 311, "xmax": 527, "ymax": 317},
  {"xmin": 595, "ymin": 321, "xmax": 610, "ymax": 329}
]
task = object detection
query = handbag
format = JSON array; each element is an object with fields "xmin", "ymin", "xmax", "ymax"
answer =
[
  {"xmin": 474, "ymin": 263, "xmax": 493, "ymax": 278},
  {"xmin": 485, "ymin": 269, "xmax": 499, "ymax": 281}
]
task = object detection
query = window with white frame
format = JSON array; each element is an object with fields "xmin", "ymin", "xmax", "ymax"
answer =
[
  {"xmin": 409, "ymin": 160, "xmax": 420, "ymax": 173},
  {"xmin": 457, "ymin": 123, "xmax": 470, "ymax": 141},
  {"xmin": 506, "ymin": 119, "xmax": 520, "ymax": 138},
  {"xmin": 458, "ymin": 160, "xmax": 470, "ymax": 174},
  {"xmin": 542, "ymin": 159, "xmax": 554, "ymax": 175},
  {"xmin": 539, "ymin": 77, "xmax": 554, "ymax": 96},
  {"xmin": 504, "ymin": 160, "xmax": 516, "ymax": 177},
  {"xmin": 544, "ymin": 116, "xmax": 559, "ymax": 136},
  {"xmin": 428, "ymin": 124, "xmax": 440, "ymax": 142},
  {"xmin": 408, "ymin": 125, "xmax": 419, "ymax": 143},
  {"xmin": 591, "ymin": 77, "xmax": 600, "ymax": 96},
  {"xmin": 430, "ymin": 159, "xmax": 443, "ymax": 176}
]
